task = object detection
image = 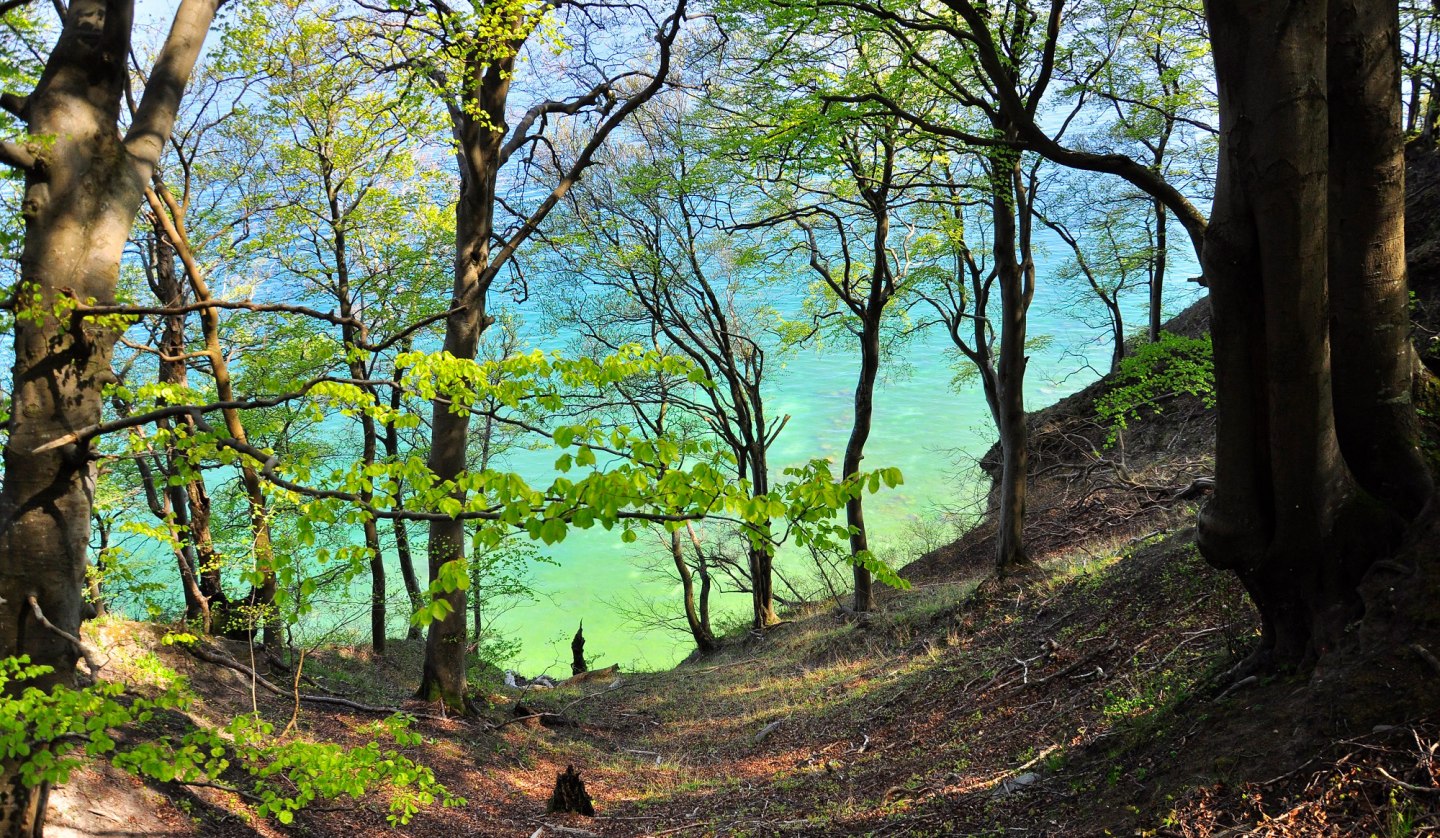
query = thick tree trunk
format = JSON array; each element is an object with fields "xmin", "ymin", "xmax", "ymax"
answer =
[
  {"xmin": 0, "ymin": 1, "xmax": 217, "ymax": 832},
  {"xmin": 1327, "ymin": 0, "xmax": 1434, "ymax": 517},
  {"xmin": 1199, "ymin": 0, "xmax": 1427, "ymax": 670},
  {"xmin": 419, "ymin": 56, "xmax": 509, "ymax": 708}
]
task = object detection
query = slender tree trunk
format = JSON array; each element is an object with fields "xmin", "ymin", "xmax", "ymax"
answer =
[
  {"xmin": 384, "ymin": 357, "xmax": 424, "ymax": 641},
  {"xmin": 1107, "ymin": 298, "xmax": 1126, "ymax": 374},
  {"xmin": 672, "ymin": 530, "xmax": 717, "ymax": 653},
  {"xmin": 327, "ymin": 181, "xmax": 387, "ymax": 654},
  {"xmin": 845, "ymin": 320, "xmax": 882, "ymax": 612},
  {"xmin": 1424, "ymin": 72, "xmax": 1440, "ymax": 146},
  {"xmin": 89, "ymin": 518, "xmax": 110, "ymax": 619},
  {"xmin": 1150, "ymin": 199, "xmax": 1167, "ymax": 343},
  {"xmin": 152, "ymin": 222, "xmax": 212, "ymax": 630},
  {"xmin": 991, "ymin": 156, "xmax": 1037, "ymax": 577},
  {"xmin": 745, "ymin": 447, "xmax": 777, "ymax": 627},
  {"xmin": 184, "ymin": 474, "xmax": 226, "ymax": 615},
  {"xmin": 146, "ymin": 186, "xmax": 278, "ymax": 650}
]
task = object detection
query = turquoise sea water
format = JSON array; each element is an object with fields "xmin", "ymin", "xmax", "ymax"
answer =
[
  {"xmin": 107, "ymin": 230, "xmax": 1200, "ymax": 677},
  {"xmin": 463, "ymin": 247, "xmax": 1204, "ymax": 676}
]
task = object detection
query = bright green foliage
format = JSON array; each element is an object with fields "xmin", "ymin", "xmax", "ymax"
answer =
[
  {"xmin": 1095, "ymin": 332, "xmax": 1215, "ymax": 444},
  {"xmin": 0, "ymin": 657, "xmax": 459, "ymax": 825},
  {"xmin": 119, "ymin": 340, "xmax": 908, "ymax": 625}
]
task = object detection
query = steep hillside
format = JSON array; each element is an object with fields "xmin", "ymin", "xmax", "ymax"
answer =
[{"xmin": 43, "ymin": 154, "xmax": 1440, "ymax": 837}]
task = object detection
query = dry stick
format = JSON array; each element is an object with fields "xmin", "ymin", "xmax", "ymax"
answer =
[
  {"xmin": 1025, "ymin": 641, "xmax": 1119, "ymax": 688},
  {"xmin": 26, "ymin": 596, "xmax": 107, "ymax": 675},
  {"xmin": 494, "ymin": 680, "xmax": 630, "ymax": 730},
  {"xmin": 1410, "ymin": 643, "xmax": 1440, "ymax": 676},
  {"xmin": 185, "ymin": 642, "xmax": 458, "ymax": 724},
  {"xmin": 529, "ymin": 823, "xmax": 601, "ymax": 838},
  {"xmin": 1376, "ymin": 766, "xmax": 1440, "ymax": 795}
]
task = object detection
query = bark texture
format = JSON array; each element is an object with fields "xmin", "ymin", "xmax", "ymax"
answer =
[
  {"xmin": 0, "ymin": 1, "xmax": 218, "ymax": 833},
  {"xmin": 1198, "ymin": 0, "xmax": 1432, "ymax": 670}
]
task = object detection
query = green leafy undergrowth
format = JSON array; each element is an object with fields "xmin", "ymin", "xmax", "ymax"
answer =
[
  {"xmin": 1096, "ymin": 332, "xmax": 1215, "ymax": 445},
  {"xmin": 0, "ymin": 656, "xmax": 461, "ymax": 825}
]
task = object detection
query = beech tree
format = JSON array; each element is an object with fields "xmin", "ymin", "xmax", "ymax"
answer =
[
  {"xmin": 919, "ymin": 147, "xmax": 1043, "ymax": 576},
  {"xmin": 1058, "ymin": 0, "xmax": 1215, "ymax": 342},
  {"xmin": 217, "ymin": 0, "xmax": 450, "ymax": 653},
  {"xmin": 545, "ymin": 84, "xmax": 794, "ymax": 635},
  {"xmin": 373, "ymin": 0, "xmax": 689, "ymax": 709},
  {"xmin": 0, "ymin": 0, "xmax": 221, "ymax": 831},
  {"xmin": 1198, "ymin": 0, "xmax": 1434, "ymax": 671}
]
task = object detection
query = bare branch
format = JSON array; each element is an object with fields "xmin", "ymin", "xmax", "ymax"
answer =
[{"xmin": 125, "ymin": 0, "xmax": 221, "ymax": 180}]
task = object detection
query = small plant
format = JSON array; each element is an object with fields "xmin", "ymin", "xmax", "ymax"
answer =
[
  {"xmin": 1096, "ymin": 332, "xmax": 1215, "ymax": 445},
  {"xmin": 0, "ymin": 656, "xmax": 462, "ymax": 825}
]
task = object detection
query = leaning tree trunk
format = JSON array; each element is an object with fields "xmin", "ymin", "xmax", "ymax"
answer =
[
  {"xmin": 146, "ymin": 185, "xmax": 278, "ymax": 649},
  {"xmin": 845, "ymin": 318, "xmax": 882, "ymax": 613},
  {"xmin": 0, "ymin": 2, "xmax": 218, "ymax": 833},
  {"xmin": 151, "ymin": 225, "xmax": 210, "ymax": 628},
  {"xmin": 1198, "ymin": 0, "xmax": 1430, "ymax": 672}
]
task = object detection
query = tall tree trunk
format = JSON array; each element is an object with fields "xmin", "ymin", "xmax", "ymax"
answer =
[
  {"xmin": 1150, "ymin": 199, "xmax": 1167, "ymax": 343},
  {"xmin": 151, "ymin": 222, "xmax": 211, "ymax": 630},
  {"xmin": 1199, "ymin": 0, "xmax": 1429, "ymax": 671},
  {"xmin": 418, "ymin": 55, "xmax": 510, "ymax": 710},
  {"xmin": 327, "ymin": 178, "xmax": 387, "ymax": 654},
  {"xmin": 1328, "ymin": 0, "xmax": 1433, "ymax": 518},
  {"xmin": 385, "ymin": 355, "xmax": 424, "ymax": 641},
  {"xmin": 0, "ymin": 1, "xmax": 218, "ymax": 832},
  {"xmin": 146, "ymin": 186, "xmax": 279, "ymax": 651},
  {"xmin": 991, "ymin": 155, "xmax": 1037, "ymax": 577}
]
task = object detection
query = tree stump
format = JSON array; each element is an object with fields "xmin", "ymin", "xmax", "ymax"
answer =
[
  {"xmin": 547, "ymin": 765, "xmax": 595, "ymax": 816},
  {"xmin": 571, "ymin": 621, "xmax": 587, "ymax": 676}
]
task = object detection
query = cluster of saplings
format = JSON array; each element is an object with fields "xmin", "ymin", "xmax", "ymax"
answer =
[{"xmin": 0, "ymin": 0, "xmax": 1435, "ymax": 833}]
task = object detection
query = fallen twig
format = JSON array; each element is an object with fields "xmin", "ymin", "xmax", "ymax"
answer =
[
  {"xmin": 185, "ymin": 642, "xmax": 457, "ymax": 724},
  {"xmin": 1377, "ymin": 765, "xmax": 1440, "ymax": 795},
  {"xmin": 1214, "ymin": 674, "xmax": 1259, "ymax": 702},
  {"xmin": 495, "ymin": 679, "xmax": 629, "ymax": 730}
]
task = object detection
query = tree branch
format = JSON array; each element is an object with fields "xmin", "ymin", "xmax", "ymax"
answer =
[
  {"xmin": 0, "ymin": 139, "xmax": 34, "ymax": 170},
  {"xmin": 27, "ymin": 595, "xmax": 107, "ymax": 675},
  {"xmin": 125, "ymin": 0, "xmax": 221, "ymax": 180}
]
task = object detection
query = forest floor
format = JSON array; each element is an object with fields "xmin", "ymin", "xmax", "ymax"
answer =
[{"xmin": 50, "ymin": 293, "xmax": 1440, "ymax": 836}]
